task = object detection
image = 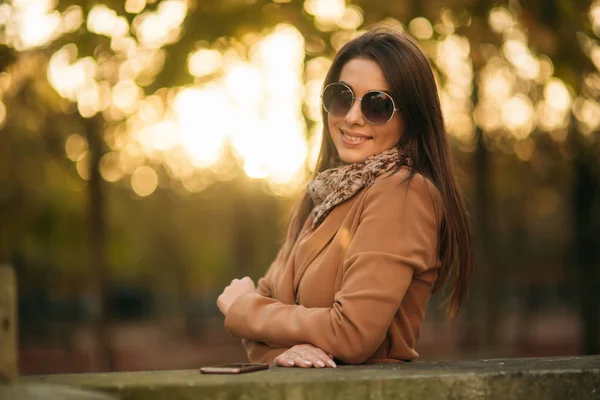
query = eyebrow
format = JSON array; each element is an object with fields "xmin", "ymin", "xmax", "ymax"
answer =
[{"xmin": 339, "ymin": 80, "xmax": 393, "ymax": 96}]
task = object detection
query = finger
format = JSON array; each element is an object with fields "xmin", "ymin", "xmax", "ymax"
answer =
[
  {"xmin": 241, "ymin": 277, "xmax": 255, "ymax": 289},
  {"xmin": 302, "ymin": 348, "xmax": 336, "ymax": 368},
  {"xmin": 287, "ymin": 351, "xmax": 313, "ymax": 368},
  {"xmin": 274, "ymin": 356, "xmax": 295, "ymax": 367},
  {"xmin": 300, "ymin": 350, "xmax": 331, "ymax": 368}
]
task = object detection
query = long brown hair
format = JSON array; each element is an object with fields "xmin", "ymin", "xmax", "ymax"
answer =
[{"xmin": 283, "ymin": 27, "xmax": 472, "ymax": 315}]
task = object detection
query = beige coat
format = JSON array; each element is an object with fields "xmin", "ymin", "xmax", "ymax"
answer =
[{"xmin": 224, "ymin": 167, "xmax": 442, "ymax": 365}]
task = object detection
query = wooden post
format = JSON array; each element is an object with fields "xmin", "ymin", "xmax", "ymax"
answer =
[{"xmin": 0, "ymin": 264, "xmax": 17, "ymax": 382}]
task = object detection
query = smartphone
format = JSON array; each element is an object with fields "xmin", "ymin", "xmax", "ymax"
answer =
[{"xmin": 199, "ymin": 363, "xmax": 269, "ymax": 374}]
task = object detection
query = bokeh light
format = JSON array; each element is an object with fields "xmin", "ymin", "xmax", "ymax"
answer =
[
  {"xmin": 131, "ymin": 165, "xmax": 158, "ymax": 197},
  {"xmin": 65, "ymin": 134, "xmax": 89, "ymax": 162},
  {"xmin": 591, "ymin": 0, "xmax": 600, "ymax": 37},
  {"xmin": 573, "ymin": 97, "xmax": 600, "ymax": 135},
  {"xmin": 337, "ymin": 5, "xmax": 363, "ymax": 31},
  {"xmin": 173, "ymin": 86, "xmax": 229, "ymax": 169},
  {"xmin": 544, "ymin": 78, "xmax": 572, "ymax": 112},
  {"xmin": 125, "ymin": 0, "xmax": 147, "ymax": 15},
  {"xmin": 6, "ymin": 0, "xmax": 597, "ymax": 198},
  {"xmin": 304, "ymin": 0, "xmax": 346, "ymax": 30},
  {"xmin": 188, "ymin": 49, "xmax": 223, "ymax": 78},
  {"xmin": 409, "ymin": 17, "xmax": 434, "ymax": 40},
  {"xmin": 488, "ymin": 7, "xmax": 515, "ymax": 35},
  {"xmin": 501, "ymin": 95, "xmax": 535, "ymax": 139},
  {"xmin": 100, "ymin": 152, "xmax": 126, "ymax": 182},
  {"xmin": 0, "ymin": 101, "xmax": 6, "ymax": 128},
  {"xmin": 435, "ymin": 33, "xmax": 474, "ymax": 143},
  {"xmin": 76, "ymin": 151, "xmax": 90, "ymax": 180}
]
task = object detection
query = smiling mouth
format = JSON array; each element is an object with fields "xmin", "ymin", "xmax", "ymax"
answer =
[{"xmin": 341, "ymin": 130, "xmax": 372, "ymax": 143}]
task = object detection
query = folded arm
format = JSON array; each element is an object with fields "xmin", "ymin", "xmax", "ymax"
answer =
[
  {"xmin": 225, "ymin": 173, "xmax": 441, "ymax": 364},
  {"xmin": 240, "ymin": 248, "xmax": 290, "ymax": 364}
]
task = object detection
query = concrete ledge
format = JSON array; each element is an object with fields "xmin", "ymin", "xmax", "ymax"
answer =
[{"xmin": 22, "ymin": 356, "xmax": 600, "ymax": 400}]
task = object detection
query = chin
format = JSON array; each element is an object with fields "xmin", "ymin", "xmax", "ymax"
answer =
[{"xmin": 336, "ymin": 147, "xmax": 374, "ymax": 164}]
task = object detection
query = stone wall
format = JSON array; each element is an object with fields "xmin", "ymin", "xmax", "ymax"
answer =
[{"xmin": 21, "ymin": 356, "xmax": 600, "ymax": 400}]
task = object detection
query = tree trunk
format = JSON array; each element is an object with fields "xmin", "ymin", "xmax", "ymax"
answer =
[
  {"xmin": 570, "ymin": 122, "xmax": 599, "ymax": 355},
  {"xmin": 83, "ymin": 114, "xmax": 113, "ymax": 371}
]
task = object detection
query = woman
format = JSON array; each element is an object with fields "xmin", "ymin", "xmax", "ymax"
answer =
[{"xmin": 217, "ymin": 27, "xmax": 472, "ymax": 368}]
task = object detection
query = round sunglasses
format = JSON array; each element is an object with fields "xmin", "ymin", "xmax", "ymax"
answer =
[{"xmin": 321, "ymin": 82, "xmax": 399, "ymax": 126}]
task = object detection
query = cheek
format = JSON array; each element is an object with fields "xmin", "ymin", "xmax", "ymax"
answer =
[
  {"xmin": 327, "ymin": 114, "xmax": 340, "ymax": 135},
  {"xmin": 375, "ymin": 117, "xmax": 404, "ymax": 143}
]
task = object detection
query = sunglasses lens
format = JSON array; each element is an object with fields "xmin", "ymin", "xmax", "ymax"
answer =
[
  {"xmin": 322, "ymin": 84, "xmax": 353, "ymax": 117},
  {"xmin": 362, "ymin": 92, "xmax": 395, "ymax": 125}
]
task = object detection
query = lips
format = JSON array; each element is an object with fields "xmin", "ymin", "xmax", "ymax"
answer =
[{"xmin": 340, "ymin": 129, "xmax": 372, "ymax": 145}]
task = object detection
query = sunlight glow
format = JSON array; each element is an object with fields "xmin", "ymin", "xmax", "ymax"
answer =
[
  {"xmin": 307, "ymin": 122, "xmax": 323, "ymax": 171},
  {"xmin": 590, "ymin": 44, "xmax": 600, "ymax": 71},
  {"xmin": 224, "ymin": 62, "xmax": 263, "ymax": 110},
  {"xmin": 480, "ymin": 66, "xmax": 514, "ymax": 103},
  {"xmin": 5, "ymin": 0, "xmax": 323, "ymax": 196},
  {"xmin": 573, "ymin": 97, "xmax": 600, "ymax": 135},
  {"xmin": 76, "ymin": 151, "xmax": 90, "ymax": 180},
  {"xmin": 132, "ymin": 0, "xmax": 188, "ymax": 48},
  {"xmin": 100, "ymin": 152, "xmax": 125, "ymax": 182},
  {"xmin": 173, "ymin": 87, "xmax": 230, "ymax": 168},
  {"xmin": 125, "ymin": 0, "xmax": 147, "ymax": 14},
  {"xmin": 488, "ymin": 7, "xmax": 515, "ymax": 35},
  {"xmin": 337, "ymin": 5, "xmax": 363, "ymax": 30},
  {"xmin": 409, "ymin": 17, "xmax": 434, "ymax": 40},
  {"xmin": 8, "ymin": 0, "xmax": 597, "ymax": 198},
  {"xmin": 503, "ymin": 38, "xmax": 540, "ymax": 80},
  {"xmin": 435, "ymin": 34, "xmax": 474, "ymax": 142},
  {"xmin": 0, "ymin": 101, "xmax": 6, "ymax": 128},
  {"xmin": 544, "ymin": 78, "xmax": 572, "ymax": 111},
  {"xmin": 119, "ymin": 144, "xmax": 145, "ymax": 174},
  {"xmin": 501, "ymin": 95, "xmax": 534, "ymax": 139},
  {"xmin": 536, "ymin": 101, "xmax": 567, "ymax": 132},
  {"xmin": 112, "ymin": 80, "xmax": 142, "ymax": 115},
  {"xmin": 304, "ymin": 56, "xmax": 331, "ymax": 122},
  {"xmin": 87, "ymin": 5, "xmax": 119, "ymax": 37},
  {"xmin": 62, "ymin": 6, "xmax": 84, "ymax": 33},
  {"xmin": 188, "ymin": 49, "xmax": 223, "ymax": 77},
  {"xmin": 131, "ymin": 165, "xmax": 158, "ymax": 197},
  {"xmin": 591, "ymin": 1, "xmax": 600, "ymax": 37},
  {"xmin": 48, "ymin": 45, "xmax": 97, "ymax": 103},
  {"xmin": 5, "ymin": 0, "xmax": 62, "ymax": 50},
  {"xmin": 304, "ymin": 0, "xmax": 346, "ymax": 29},
  {"xmin": 474, "ymin": 102, "xmax": 501, "ymax": 132},
  {"xmin": 119, "ymin": 24, "xmax": 311, "ymax": 194}
]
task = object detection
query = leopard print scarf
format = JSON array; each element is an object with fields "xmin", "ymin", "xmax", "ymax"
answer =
[{"xmin": 307, "ymin": 147, "xmax": 411, "ymax": 229}]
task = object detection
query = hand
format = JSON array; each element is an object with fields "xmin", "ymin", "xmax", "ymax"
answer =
[
  {"xmin": 217, "ymin": 277, "xmax": 256, "ymax": 316},
  {"xmin": 274, "ymin": 344, "xmax": 336, "ymax": 368}
]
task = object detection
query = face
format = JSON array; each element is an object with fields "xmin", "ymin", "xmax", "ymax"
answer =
[{"xmin": 326, "ymin": 57, "xmax": 405, "ymax": 164}]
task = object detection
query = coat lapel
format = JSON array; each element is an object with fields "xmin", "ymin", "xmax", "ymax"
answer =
[{"xmin": 292, "ymin": 197, "xmax": 356, "ymax": 291}]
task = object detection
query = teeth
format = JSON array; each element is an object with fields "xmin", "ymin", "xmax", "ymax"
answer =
[{"xmin": 342, "ymin": 131, "xmax": 369, "ymax": 142}]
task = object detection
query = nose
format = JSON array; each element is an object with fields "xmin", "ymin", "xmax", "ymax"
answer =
[{"xmin": 344, "ymin": 98, "xmax": 365, "ymax": 126}]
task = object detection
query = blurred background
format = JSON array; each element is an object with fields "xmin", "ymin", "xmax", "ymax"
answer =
[{"xmin": 0, "ymin": 0, "xmax": 598, "ymax": 375}]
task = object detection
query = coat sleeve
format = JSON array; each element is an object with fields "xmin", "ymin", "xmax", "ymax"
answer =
[
  {"xmin": 225, "ymin": 173, "xmax": 442, "ymax": 364},
  {"xmin": 240, "ymin": 245, "xmax": 290, "ymax": 365}
]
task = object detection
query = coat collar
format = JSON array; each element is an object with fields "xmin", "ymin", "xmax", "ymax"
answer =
[{"xmin": 292, "ymin": 195, "xmax": 357, "ymax": 294}]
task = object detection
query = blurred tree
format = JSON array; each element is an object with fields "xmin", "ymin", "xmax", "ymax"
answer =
[
  {"xmin": 1, "ymin": 0, "xmax": 598, "ymax": 372},
  {"xmin": 518, "ymin": 0, "xmax": 600, "ymax": 356}
]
